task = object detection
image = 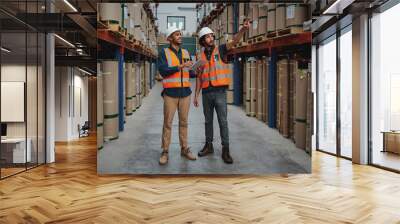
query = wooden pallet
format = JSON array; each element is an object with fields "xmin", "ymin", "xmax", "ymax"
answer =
[
  {"xmin": 98, "ymin": 20, "xmax": 127, "ymax": 37},
  {"xmin": 247, "ymin": 37, "xmax": 256, "ymax": 45},
  {"xmin": 267, "ymin": 27, "xmax": 304, "ymax": 39},
  {"xmin": 127, "ymin": 34, "xmax": 135, "ymax": 41},
  {"xmin": 245, "ymin": 35, "xmax": 267, "ymax": 45},
  {"xmin": 266, "ymin": 30, "xmax": 279, "ymax": 39},
  {"xmin": 97, "ymin": 20, "xmax": 108, "ymax": 30},
  {"xmin": 133, "ymin": 40, "xmax": 141, "ymax": 47},
  {"xmin": 99, "ymin": 20, "xmax": 120, "ymax": 32},
  {"xmin": 254, "ymin": 35, "xmax": 267, "ymax": 43},
  {"xmin": 277, "ymin": 27, "xmax": 303, "ymax": 36},
  {"xmin": 234, "ymin": 41, "xmax": 249, "ymax": 48}
]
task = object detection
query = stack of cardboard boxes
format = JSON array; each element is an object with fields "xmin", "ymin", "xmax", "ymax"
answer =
[
  {"xmin": 98, "ymin": 3, "xmax": 158, "ymax": 57},
  {"xmin": 243, "ymin": 57, "xmax": 311, "ymax": 151}
]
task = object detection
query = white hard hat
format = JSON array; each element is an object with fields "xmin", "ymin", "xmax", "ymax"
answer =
[
  {"xmin": 198, "ymin": 27, "xmax": 214, "ymax": 39},
  {"xmin": 166, "ymin": 26, "xmax": 181, "ymax": 38}
]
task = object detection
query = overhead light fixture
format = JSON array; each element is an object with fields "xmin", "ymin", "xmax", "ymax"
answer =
[
  {"xmin": 54, "ymin": 34, "xmax": 75, "ymax": 48},
  {"xmin": 1, "ymin": 47, "xmax": 11, "ymax": 53},
  {"xmin": 63, "ymin": 0, "xmax": 78, "ymax": 12},
  {"xmin": 78, "ymin": 67, "xmax": 93, "ymax": 76}
]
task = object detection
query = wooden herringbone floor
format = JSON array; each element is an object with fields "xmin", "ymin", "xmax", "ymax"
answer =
[{"xmin": 1, "ymin": 135, "xmax": 400, "ymax": 223}]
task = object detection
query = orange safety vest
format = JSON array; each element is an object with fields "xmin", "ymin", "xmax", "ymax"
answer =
[
  {"xmin": 162, "ymin": 48, "xmax": 191, "ymax": 89},
  {"xmin": 199, "ymin": 47, "xmax": 232, "ymax": 89}
]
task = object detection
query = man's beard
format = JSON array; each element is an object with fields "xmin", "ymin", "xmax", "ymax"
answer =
[{"xmin": 206, "ymin": 41, "xmax": 214, "ymax": 48}]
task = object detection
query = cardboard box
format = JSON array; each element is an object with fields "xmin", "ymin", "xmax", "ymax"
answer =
[
  {"xmin": 227, "ymin": 90, "xmax": 234, "ymax": 104},
  {"xmin": 259, "ymin": 5, "xmax": 268, "ymax": 17},
  {"xmin": 228, "ymin": 22, "xmax": 235, "ymax": 35},
  {"xmin": 276, "ymin": 4, "xmax": 286, "ymax": 31},
  {"xmin": 99, "ymin": 3, "xmax": 122, "ymax": 23},
  {"xmin": 276, "ymin": 60, "xmax": 280, "ymax": 128},
  {"xmin": 228, "ymin": 64, "xmax": 234, "ymax": 89},
  {"xmin": 239, "ymin": 3, "xmax": 248, "ymax": 41},
  {"xmin": 239, "ymin": 3, "xmax": 246, "ymax": 19},
  {"xmin": 277, "ymin": 59, "xmax": 289, "ymax": 137},
  {"xmin": 257, "ymin": 60, "xmax": 263, "ymax": 120},
  {"xmin": 286, "ymin": 4, "xmax": 309, "ymax": 28},
  {"xmin": 252, "ymin": 5, "xmax": 259, "ymax": 36},
  {"xmin": 294, "ymin": 121, "xmax": 307, "ymax": 149},
  {"xmin": 252, "ymin": 4, "xmax": 259, "ymax": 20},
  {"xmin": 222, "ymin": 6, "xmax": 228, "ymax": 24},
  {"xmin": 258, "ymin": 16, "xmax": 268, "ymax": 35},
  {"xmin": 227, "ymin": 5, "xmax": 234, "ymax": 26},
  {"xmin": 243, "ymin": 60, "xmax": 247, "ymax": 106},
  {"xmin": 289, "ymin": 60, "xmax": 297, "ymax": 140},
  {"xmin": 248, "ymin": 10, "xmax": 253, "ymax": 38},
  {"xmin": 246, "ymin": 61, "xmax": 251, "ymax": 116},
  {"xmin": 268, "ymin": 3, "xmax": 276, "ymax": 10},
  {"xmin": 295, "ymin": 69, "xmax": 308, "ymax": 120},
  {"xmin": 267, "ymin": 5, "xmax": 276, "ymax": 32},
  {"xmin": 263, "ymin": 59, "xmax": 269, "ymax": 123},
  {"xmin": 250, "ymin": 60, "xmax": 257, "ymax": 117},
  {"xmin": 252, "ymin": 19, "xmax": 259, "ymax": 37}
]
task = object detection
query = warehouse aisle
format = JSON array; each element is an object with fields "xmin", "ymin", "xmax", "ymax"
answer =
[{"xmin": 98, "ymin": 81, "xmax": 311, "ymax": 174}]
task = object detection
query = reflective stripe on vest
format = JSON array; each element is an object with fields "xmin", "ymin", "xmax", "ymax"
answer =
[
  {"xmin": 200, "ymin": 47, "xmax": 232, "ymax": 89},
  {"xmin": 162, "ymin": 48, "xmax": 191, "ymax": 88}
]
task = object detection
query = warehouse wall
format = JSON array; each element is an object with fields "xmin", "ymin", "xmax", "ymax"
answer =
[
  {"xmin": 157, "ymin": 4, "xmax": 197, "ymax": 36},
  {"xmin": 158, "ymin": 37, "xmax": 197, "ymax": 56}
]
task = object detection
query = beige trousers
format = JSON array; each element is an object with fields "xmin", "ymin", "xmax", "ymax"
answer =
[{"xmin": 161, "ymin": 95, "xmax": 191, "ymax": 151}]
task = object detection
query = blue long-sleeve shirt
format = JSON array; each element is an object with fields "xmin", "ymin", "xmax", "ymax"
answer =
[{"xmin": 157, "ymin": 46, "xmax": 195, "ymax": 98}]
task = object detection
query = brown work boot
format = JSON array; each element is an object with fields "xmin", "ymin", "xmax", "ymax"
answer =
[
  {"xmin": 198, "ymin": 142, "xmax": 214, "ymax": 157},
  {"xmin": 221, "ymin": 145, "xmax": 233, "ymax": 164},
  {"xmin": 159, "ymin": 151, "xmax": 169, "ymax": 165},
  {"xmin": 181, "ymin": 147, "xmax": 197, "ymax": 160}
]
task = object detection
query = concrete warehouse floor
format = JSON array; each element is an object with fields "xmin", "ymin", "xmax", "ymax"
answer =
[{"xmin": 98, "ymin": 80, "xmax": 311, "ymax": 174}]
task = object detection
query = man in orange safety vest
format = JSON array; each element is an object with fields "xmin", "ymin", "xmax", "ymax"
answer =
[{"xmin": 194, "ymin": 19, "xmax": 250, "ymax": 164}]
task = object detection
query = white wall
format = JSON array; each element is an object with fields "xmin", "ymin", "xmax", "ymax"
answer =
[
  {"xmin": 156, "ymin": 3, "xmax": 197, "ymax": 36},
  {"xmin": 73, "ymin": 72, "xmax": 89, "ymax": 138},
  {"xmin": 1, "ymin": 63, "xmax": 46, "ymax": 164},
  {"xmin": 1, "ymin": 65, "xmax": 38, "ymax": 138},
  {"xmin": 55, "ymin": 67, "xmax": 89, "ymax": 141},
  {"xmin": 55, "ymin": 66, "xmax": 70, "ymax": 141}
]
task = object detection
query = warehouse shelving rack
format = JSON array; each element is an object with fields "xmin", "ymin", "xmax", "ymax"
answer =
[
  {"xmin": 97, "ymin": 23, "xmax": 157, "ymax": 132},
  {"xmin": 97, "ymin": 29, "xmax": 157, "ymax": 59},
  {"xmin": 227, "ymin": 31, "xmax": 312, "ymax": 128}
]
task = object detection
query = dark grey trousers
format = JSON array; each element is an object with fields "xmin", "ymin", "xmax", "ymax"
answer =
[{"xmin": 202, "ymin": 89, "xmax": 229, "ymax": 146}]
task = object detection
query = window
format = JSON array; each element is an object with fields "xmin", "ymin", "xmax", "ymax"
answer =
[
  {"xmin": 339, "ymin": 26, "xmax": 352, "ymax": 159},
  {"xmin": 370, "ymin": 3, "xmax": 400, "ymax": 171},
  {"xmin": 317, "ymin": 35, "xmax": 337, "ymax": 155},
  {"xmin": 0, "ymin": 1, "xmax": 47, "ymax": 179},
  {"xmin": 167, "ymin": 16, "xmax": 185, "ymax": 30}
]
